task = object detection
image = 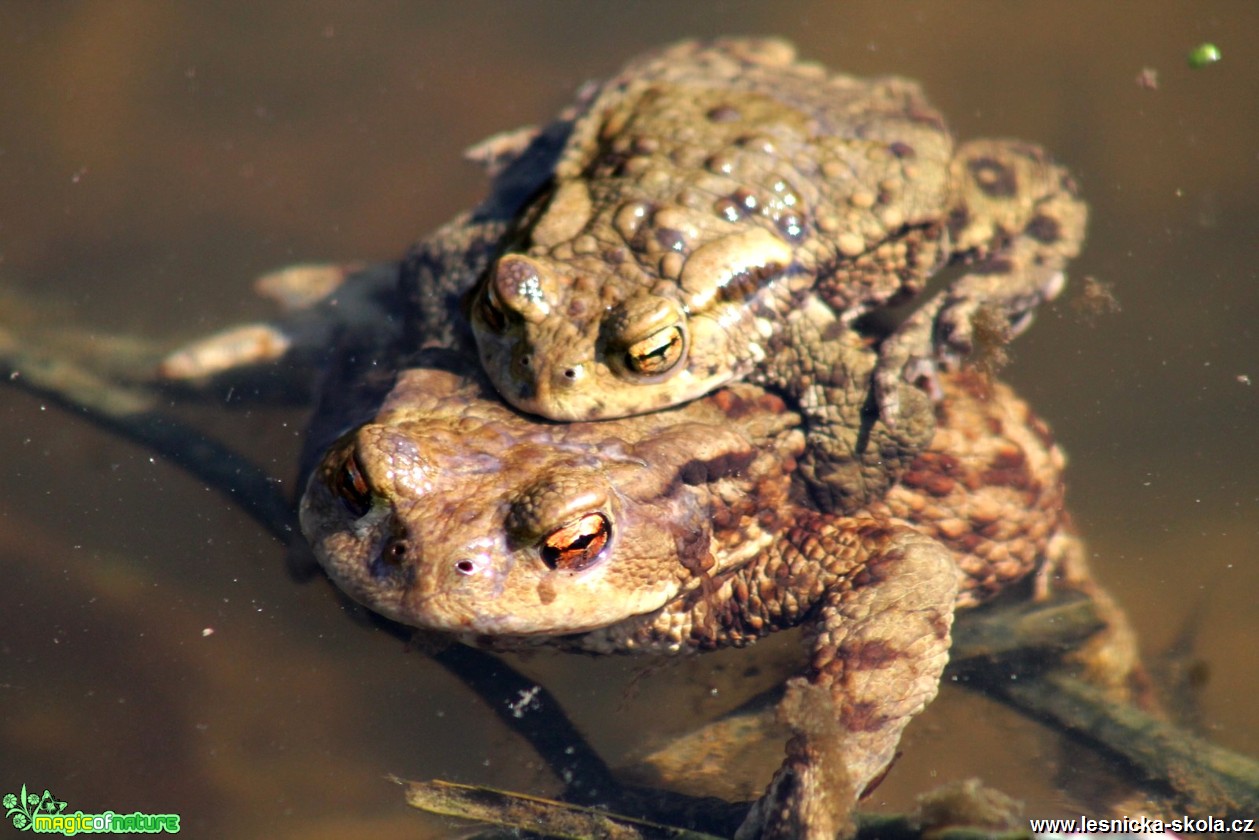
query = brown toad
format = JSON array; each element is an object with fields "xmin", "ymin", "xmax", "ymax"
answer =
[
  {"xmin": 465, "ymin": 37, "xmax": 1087, "ymax": 510},
  {"xmin": 300, "ymin": 346, "xmax": 1070, "ymax": 839}
]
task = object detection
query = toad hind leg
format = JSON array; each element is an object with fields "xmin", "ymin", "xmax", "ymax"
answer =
[
  {"xmin": 737, "ymin": 521, "xmax": 957, "ymax": 840},
  {"xmin": 875, "ymin": 139, "xmax": 1088, "ymax": 423}
]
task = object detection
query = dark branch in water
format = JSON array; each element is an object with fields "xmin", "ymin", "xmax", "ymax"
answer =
[
  {"xmin": 0, "ymin": 323, "xmax": 618, "ymax": 805},
  {"xmin": 950, "ymin": 591, "xmax": 1106, "ymax": 664},
  {"xmin": 0, "ymin": 327, "xmax": 298, "ymax": 542},
  {"xmin": 399, "ymin": 778, "xmax": 1035, "ymax": 840},
  {"xmin": 399, "ymin": 778, "xmax": 733, "ymax": 840},
  {"xmin": 989, "ymin": 671, "xmax": 1259, "ymax": 820}
]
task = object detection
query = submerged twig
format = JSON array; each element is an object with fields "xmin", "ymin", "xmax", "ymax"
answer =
[
  {"xmin": 948, "ymin": 593, "xmax": 1106, "ymax": 665},
  {"xmin": 0, "ymin": 327, "xmax": 298, "ymax": 541},
  {"xmin": 399, "ymin": 778, "xmax": 728, "ymax": 840},
  {"xmin": 399, "ymin": 778, "xmax": 1039, "ymax": 840},
  {"xmin": 991, "ymin": 670, "xmax": 1259, "ymax": 818},
  {"xmin": 957, "ymin": 594, "xmax": 1259, "ymax": 817}
]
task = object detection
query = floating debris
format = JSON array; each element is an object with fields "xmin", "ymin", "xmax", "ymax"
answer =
[
  {"xmin": 1072, "ymin": 276, "xmax": 1122, "ymax": 321},
  {"xmin": 1187, "ymin": 42, "xmax": 1222, "ymax": 69}
]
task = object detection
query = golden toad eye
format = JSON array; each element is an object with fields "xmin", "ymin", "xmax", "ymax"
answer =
[
  {"xmin": 541, "ymin": 513, "xmax": 610, "ymax": 571},
  {"xmin": 476, "ymin": 284, "xmax": 507, "ymax": 332},
  {"xmin": 624, "ymin": 325, "xmax": 685, "ymax": 378},
  {"xmin": 332, "ymin": 449, "xmax": 373, "ymax": 518}
]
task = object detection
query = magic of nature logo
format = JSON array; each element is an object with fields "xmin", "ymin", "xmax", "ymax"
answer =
[{"xmin": 4, "ymin": 785, "xmax": 179, "ymax": 834}]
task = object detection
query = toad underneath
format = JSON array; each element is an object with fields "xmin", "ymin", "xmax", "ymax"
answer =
[{"xmin": 301, "ymin": 335, "xmax": 1077, "ymax": 839}]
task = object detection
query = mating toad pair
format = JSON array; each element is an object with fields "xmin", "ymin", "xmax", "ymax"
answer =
[{"xmin": 298, "ymin": 38, "xmax": 1098, "ymax": 839}]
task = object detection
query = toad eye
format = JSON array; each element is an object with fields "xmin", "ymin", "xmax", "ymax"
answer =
[
  {"xmin": 624, "ymin": 325, "xmax": 685, "ymax": 378},
  {"xmin": 541, "ymin": 513, "xmax": 610, "ymax": 572},
  {"xmin": 333, "ymin": 449, "xmax": 373, "ymax": 518},
  {"xmin": 476, "ymin": 283, "xmax": 507, "ymax": 332}
]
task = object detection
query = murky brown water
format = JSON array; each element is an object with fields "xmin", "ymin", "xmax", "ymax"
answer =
[{"xmin": 2, "ymin": 4, "xmax": 1256, "ymax": 837}]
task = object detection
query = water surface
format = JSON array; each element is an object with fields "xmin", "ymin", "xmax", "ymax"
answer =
[{"xmin": 2, "ymin": 4, "xmax": 1256, "ymax": 837}]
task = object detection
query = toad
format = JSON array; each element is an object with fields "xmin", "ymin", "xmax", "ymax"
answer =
[
  {"xmin": 300, "ymin": 341, "xmax": 1070, "ymax": 839},
  {"xmin": 464, "ymin": 37, "xmax": 1087, "ymax": 511}
]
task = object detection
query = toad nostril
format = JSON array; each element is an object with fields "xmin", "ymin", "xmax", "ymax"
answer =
[
  {"xmin": 454, "ymin": 559, "xmax": 477, "ymax": 576},
  {"xmin": 383, "ymin": 540, "xmax": 408, "ymax": 565}
]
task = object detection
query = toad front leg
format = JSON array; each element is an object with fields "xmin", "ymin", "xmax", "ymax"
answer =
[
  {"xmin": 592, "ymin": 516, "xmax": 956, "ymax": 839},
  {"xmin": 875, "ymin": 139, "xmax": 1088, "ymax": 419},
  {"xmin": 763, "ymin": 297, "xmax": 936, "ymax": 514},
  {"xmin": 731, "ymin": 518, "xmax": 957, "ymax": 840}
]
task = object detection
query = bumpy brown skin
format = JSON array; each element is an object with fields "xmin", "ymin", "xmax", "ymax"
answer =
[
  {"xmin": 301, "ymin": 348, "xmax": 1068, "ymax": 840},
  {"xmin": 465, "ymin": 37, "xmax": 1088, "ymax": 512},
  {"xmin": 873, "ymin": 369, "xmax": 1067, "ymax": 609}
]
